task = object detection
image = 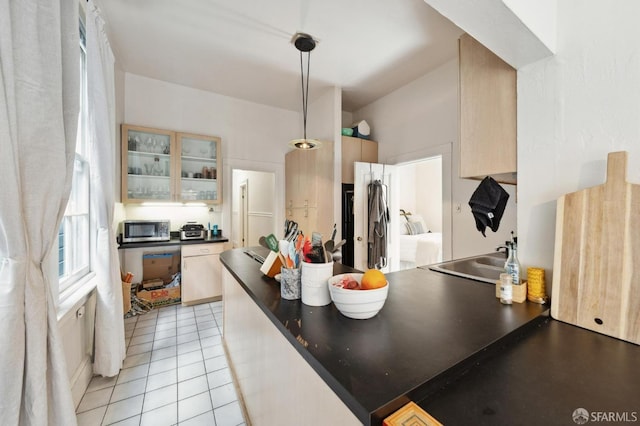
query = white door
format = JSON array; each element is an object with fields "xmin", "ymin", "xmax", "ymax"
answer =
[
  {"xmin": 240, "ymin": 181, "xmax": 249, "ymax": 247},
  {"xmin": 353, "ymin": 162, "xmax": 399, "ymax": 273}
]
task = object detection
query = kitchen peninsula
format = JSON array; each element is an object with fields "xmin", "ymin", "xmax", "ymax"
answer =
[{"xmin": 221, "ymin": 248, "xmax": 640, "ymax": 425}]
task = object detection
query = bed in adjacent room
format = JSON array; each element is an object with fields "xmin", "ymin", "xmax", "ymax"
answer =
[{"xmin": 398, "ymin": 213, "xmax": 443, "ymax": 269}]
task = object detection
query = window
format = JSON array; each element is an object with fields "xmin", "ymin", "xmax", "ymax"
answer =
[{"xmin": 58, "ymin": 19, "xmax": 91, "ymax": 293}]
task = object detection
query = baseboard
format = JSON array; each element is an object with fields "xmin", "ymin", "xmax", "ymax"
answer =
[
  {"xmin": 71, "ymin": 357, "xmax": 94, "ymax": 408},
  {"xmin": 223, "ymin": 337, "xmax": 252, "ymax": 426},
  {"xmin": 181, "ymin": 295, "xmax": 222, "ymax": 306}
]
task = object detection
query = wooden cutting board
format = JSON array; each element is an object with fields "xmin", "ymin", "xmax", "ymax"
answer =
[{"xmin": 552, "ymin": 151, "xmax": 640, "ymax": 345}]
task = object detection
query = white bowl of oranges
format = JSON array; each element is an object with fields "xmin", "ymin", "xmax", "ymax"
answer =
[{"xmin": 327, "ymin": 270, "xmax": 388, "ymax": 319}]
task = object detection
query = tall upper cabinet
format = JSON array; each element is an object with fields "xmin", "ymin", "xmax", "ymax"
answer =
[
  {"xmin": 459, "ymin": 33, "xmax": 517, "ymax": 184},
  {"xmin": 122, "ymin": 124, "xmax": 222, "ymax": 204},
  {"xmin": 285, "ymin": 141, "xmax": 334, "ymax": 237},
  {"xmin": 341, "ymin": 136, "xmax": 378, "ymax": 184}
]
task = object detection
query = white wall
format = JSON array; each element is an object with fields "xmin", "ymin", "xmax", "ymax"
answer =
[
  {"xmin": 415, "ymin": 157, "xmax": 442, "ymax": 233},
  {"xmin": 122, "ymin": 73, "xmax": 298, "ymax": 234},
  {"xmin": 502, "ymin": 0, "xmax": 557, "ymax": 52},
  {"xmin": 342, "ymin": 111, "xmax": 353, "ymax": 129},
  {"xmin": 397, "ymin": 158, "xmax": 442, "ymax": 233},
  {"xmin": 307, "ymin": 87, "xmax": 343, "ymax": 240},
  {"xmin": 354, "ymin": 59, "xmax": 517, "ymax": 259},
  {"xmin": 307, "ymin": 87, "xmax": 340, "ymax": 142},
  {"xmin": 397, "ymin": 163, "xmax": 418, "ymax": 218},
  {"xmin": 517, "ymin": 1, "xmax": 640, "ymax": 280}
]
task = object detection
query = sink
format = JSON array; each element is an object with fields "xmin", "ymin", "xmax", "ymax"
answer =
[
  {"xmin": 423, "ymin": 252, "xmax": 506, "ymax": 284},
  {"xmin": 473, "ymin": 255, "xmax": 507, "ymax": 268}
]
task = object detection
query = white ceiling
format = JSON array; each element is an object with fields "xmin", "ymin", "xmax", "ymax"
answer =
[{"xmin": 99, "ymin": 0, "xmax": 463, "ymax": 112}]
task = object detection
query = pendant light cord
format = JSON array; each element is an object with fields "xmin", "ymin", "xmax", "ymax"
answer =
[{"xmin": 299, "ymin": 50, "xmax": 311, "ymax": 140}]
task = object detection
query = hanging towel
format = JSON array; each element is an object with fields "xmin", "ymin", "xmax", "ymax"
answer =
[
  {"xmin": 368, "ymin": 179, "xmax": 389, "ymax": 269},
  {"xmin": 468, "ymin": 177, "xmax": 510, "ymax": 237}
]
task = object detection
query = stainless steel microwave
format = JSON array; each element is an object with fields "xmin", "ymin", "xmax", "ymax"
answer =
[{"xmin": 120, "ymin": 220, "xmax": 170, "ymax": 243}]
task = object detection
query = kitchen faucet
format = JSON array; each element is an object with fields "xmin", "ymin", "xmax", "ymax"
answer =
[{"xmin": 496, "ymin": 244, "xmax": 509, "ymax": 258}]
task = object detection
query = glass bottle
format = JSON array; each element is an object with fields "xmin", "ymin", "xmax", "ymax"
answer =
[
  {"xmin": 505, "ymin": 240, "xmax": 521, "ymax": 285},
  {"xmin": 503, "ymin": 240, "xmax": 511, "ymax": 271},
  {"xmin": 151, "ymin": 157, "xmax": 163, "ymax": 176}
]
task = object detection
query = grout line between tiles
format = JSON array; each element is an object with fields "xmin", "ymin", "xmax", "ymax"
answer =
[{"xmin": 79, "ymin": 303, "xmax": 236, "ymax": 425}]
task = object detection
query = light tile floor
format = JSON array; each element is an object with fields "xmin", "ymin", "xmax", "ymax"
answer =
[{"xmin": 76, "ymin": 301, "xmax": 246, "ymax": 426}]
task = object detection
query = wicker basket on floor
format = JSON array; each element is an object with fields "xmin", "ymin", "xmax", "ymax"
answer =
[{"xmin": 122, "ymin": 281, "xmax": 132, "ymax": 314}]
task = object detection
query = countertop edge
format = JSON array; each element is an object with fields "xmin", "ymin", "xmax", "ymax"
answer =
[{"xmin": 118, "ymin": 237, "xmax": 229, "ymax": 250}]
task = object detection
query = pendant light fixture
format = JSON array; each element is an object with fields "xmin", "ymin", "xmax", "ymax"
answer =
[{"xmin": 289, "ymin": 32, "xmax": 321, "ymax": 150}]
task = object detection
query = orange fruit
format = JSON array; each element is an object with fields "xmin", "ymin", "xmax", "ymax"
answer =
[{"xmin": 361, "ymin": 269, "xmax": 387, "ymax": 290}]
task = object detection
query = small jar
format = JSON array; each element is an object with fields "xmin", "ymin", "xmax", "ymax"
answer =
[{"xmin": 499, "ymin": 273, "xmax": 513, "ymax": 305}]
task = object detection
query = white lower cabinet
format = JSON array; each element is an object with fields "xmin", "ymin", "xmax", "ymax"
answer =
[
  {"xmin": 181, "ymin": 243, "xmax": 229, "ymax": 305},
  {"xmin": 222, "ymin": 267, "xmax": 361, "ymax": 425}
]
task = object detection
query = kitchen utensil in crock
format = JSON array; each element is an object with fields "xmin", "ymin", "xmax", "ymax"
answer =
[
  {"xmin": 332, "ymin": 239, "xmax": 347, "ymax": 252},
  {"xmin": 330, "ymin": 223, "xmax": 337, "ymax": 243},
  {"xmin": 259, "ymin": 236, "xmax": 270, "ymax": 250},
  {"xmin": 265, "ymin": 234, "xmax": 279, "ymax": 252},
  {"xmin": 324, "ymin": 240, "xmax": 335, "ymax": 254}
]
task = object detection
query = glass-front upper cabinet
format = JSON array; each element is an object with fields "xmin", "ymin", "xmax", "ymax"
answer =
[
  {"xmin": 121, "ymin": 125, "xmax": 222, "ymax": 204},
  {"xmin": 176, "ymin": 133, "xmax": 221, "ymax": 204},
  {"xmin": 122, "ymin": 125, "xmax": 175, "ymax": 203}
]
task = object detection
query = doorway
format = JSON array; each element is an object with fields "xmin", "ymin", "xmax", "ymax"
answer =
[
  {"xmin": 396, "ymin": 156, "xmax": 443, "ymax": 270},
  {"xmin": 386, "ymin": 141, "xmax": 453, "ymax": 269},
  {"xmin": 239, "ymin": 181, "xmax": 249, "ymax": 247},
  {"xmin": 231, "ymin": 169, "xmax": 276, "ymax": 249}
]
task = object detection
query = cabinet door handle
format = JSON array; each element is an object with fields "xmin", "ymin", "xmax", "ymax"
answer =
[
  {"xmin": 357, "ymin": 236, "xmax": 363, "ymax": 241},
  {"xmin": 183, "ymin": 259, "xmax": 187, "ymax": 270},
  {"xmin": 200, "ymin": 249, "xmax": 210, "ymax": 254}
]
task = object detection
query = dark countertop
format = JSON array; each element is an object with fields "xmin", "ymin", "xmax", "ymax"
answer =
[
  {"xmin": 118, "ymin": 236, "xmax": 228, "ymax": 250},
  {"xmin": 220, "ymin": 247, "xmax": 548, "ymax": 425},
  {"xmin": 421, "ymin": 317, "xmax": 640, "ymax": 425}
]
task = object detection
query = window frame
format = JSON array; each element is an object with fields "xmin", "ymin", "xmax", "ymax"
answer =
[{"xmin": 58, "ymin": 15, "xmax": 94, "ymax": 299}]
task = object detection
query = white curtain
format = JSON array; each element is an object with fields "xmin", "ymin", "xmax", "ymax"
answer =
[
  {"xmin": 0, "ymin": 1, "xmax": 80, "ymax": 425},
  {"xmin": 87, "ymin": 0, "xmax": 126, "ymax": 377}
]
